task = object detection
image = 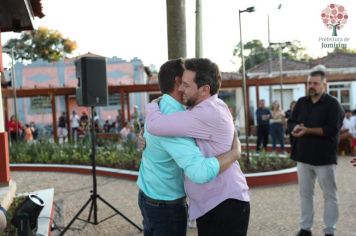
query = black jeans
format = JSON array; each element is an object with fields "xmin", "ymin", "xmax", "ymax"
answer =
[
  {"xmin": 138, "ymin": 191, "xmax": 187, "ymax": 236},
  {"xmin": 196, "ymin": 199, "xmax": 250, "ymax": 236},
  {"xmin": 256, "ymin": 124, "xmax": 269, "ymax": 151}
]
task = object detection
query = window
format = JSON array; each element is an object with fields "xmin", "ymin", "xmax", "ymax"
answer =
[
  {"xmin": 30, "ymin": 96, "xmax": 51, "ymax": 110},
  {"xmin": 108, "ymin": 93, "xmax": 127, "ymax": 106},
  {"xmin": 329, "ymin": 83, "xmax": 351, "ymax": 110}
]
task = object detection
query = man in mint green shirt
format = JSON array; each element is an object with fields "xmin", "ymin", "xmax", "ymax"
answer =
[{"xmin": 137, "ymin": 59, "xmax": 239, "ymax": 236}]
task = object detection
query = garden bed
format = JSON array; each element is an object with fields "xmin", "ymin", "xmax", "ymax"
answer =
[{"xmin": 9, "ymin": 142, "xmax": 296, "ymax": 174}]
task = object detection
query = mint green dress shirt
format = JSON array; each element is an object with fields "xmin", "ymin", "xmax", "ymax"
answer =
[{"xmin": 137, "ymin": 94, "xmax": 219, "ymax": 200}]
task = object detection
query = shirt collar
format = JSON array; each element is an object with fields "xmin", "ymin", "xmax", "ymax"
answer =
[
  {"xmin": 162, "ymin": 94, "xmax": 185, "ymax": 111},
  {"xmin": 308, "ymin": 92, "xmax": 327, "ymax": 104},
  {"xmin": 195, "ymin": 94, "xmax": 218, "ymax": 107}
]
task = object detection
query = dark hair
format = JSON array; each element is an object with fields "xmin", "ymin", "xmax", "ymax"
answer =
[
  {"xmin": 158, "ymin": 58, "xmax": 185, "ymax": 94},
  {"xmin": 184, "ymin": 58, "xmax": 221, "ymax": 95},
  {"xmin": 310, "ymin": 70, "xmax": 326, "ymax": 81}
]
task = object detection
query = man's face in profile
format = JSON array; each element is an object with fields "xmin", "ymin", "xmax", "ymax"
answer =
[{"xmin": 179, "ymin": 70, "xmax": 200, "ymax": 107}]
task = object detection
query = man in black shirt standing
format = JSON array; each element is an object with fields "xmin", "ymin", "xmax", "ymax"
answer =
[
  {"xmin": 288, "ymin": 65, "xmax": 344, "ymax": 236},
  {"xmin": 255, "ymin": 99, "xmax": 271, "ymax": 152}
]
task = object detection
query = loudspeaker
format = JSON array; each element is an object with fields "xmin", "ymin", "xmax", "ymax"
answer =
[{"xmin": 75, "ymin": 56, "xmax": 108, "ymax": 107}]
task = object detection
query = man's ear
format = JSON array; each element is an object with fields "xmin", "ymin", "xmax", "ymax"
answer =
[
  {"xmin": 174, "ymin": 76, "xmax": 182, "ymax": 87},
  {"xmin": 201, "ymin": 84, "xmax": 211, "ymax": 96}
]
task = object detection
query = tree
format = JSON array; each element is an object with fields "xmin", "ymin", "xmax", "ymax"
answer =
[
  {"xmin": 333, "ymin": 47, "xmax": 356, "ymax": 54},
  {"xmin": 233, "ymin": 39, "xmax": 312, "ymax": 72},
  {"xmin": 3, "ymin": 27, "xmax": 77, "ymax": 62}
]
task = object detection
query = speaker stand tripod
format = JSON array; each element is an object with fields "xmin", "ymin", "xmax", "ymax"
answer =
[{"xmin": 59, "ymin": 106, "xmax": 142, "ymax": 235}]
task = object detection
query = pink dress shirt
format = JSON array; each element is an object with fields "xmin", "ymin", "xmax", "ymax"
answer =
[{"xmin": 146, "ymin": 94, "xmax": 250, "ymax": 220}]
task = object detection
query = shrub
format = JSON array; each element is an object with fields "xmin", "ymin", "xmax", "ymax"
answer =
[
  {"xmin": 10, "ymin": 141, "xmax": 141, "ymax": 171},
  {"xmin": 9, "ymin": 142, "xmax": 295, "ymax": 173}
]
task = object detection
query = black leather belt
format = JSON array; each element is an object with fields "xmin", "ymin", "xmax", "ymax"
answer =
[{"xmin": 141, "ymin": 191, "xmax": 186, "ymax": 205}]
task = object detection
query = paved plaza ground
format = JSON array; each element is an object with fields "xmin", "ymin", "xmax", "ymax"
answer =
[{"xmin": 10, "ymin": 156, "xmax": 356, "ymax": 236}]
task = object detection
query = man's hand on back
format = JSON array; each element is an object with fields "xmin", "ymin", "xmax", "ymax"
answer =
[
  {"xmin": 231, "ymin": 131, "xmax": 241, "ymax": 161},
  {"xmin": 137, "ymin": 129, "xmax": 146, "ymax": 151}
]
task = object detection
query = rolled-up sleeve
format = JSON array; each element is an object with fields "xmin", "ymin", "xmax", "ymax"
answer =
[{"xmin": 161, "ymin": 136, "xmax": 219, "ymax": 184}]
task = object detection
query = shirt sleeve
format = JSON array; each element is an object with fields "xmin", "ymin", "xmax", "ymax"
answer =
[
  {"xmin": 161, "ymin": 136, "xmax": 219, "ymax": 184},
  {"xmin": 145, "ymin": 102, "xmax": 214, "ymax": 140},
  {"xmin": 322, "ymin": 99, "xmax": 344, "ymax": 137},
  {"xmin": 287, "ymin": 99, "xmax": 301, "ymax": 133}
]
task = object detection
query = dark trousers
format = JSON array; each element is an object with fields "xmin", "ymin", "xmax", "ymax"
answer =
[
  {"xmin": 138, "ymin": 191, "xmax": 187, "ymax": 236},
  {"xmin": 196, "ymin": 199, "xmax": 250, "ymax": 236},
  {"xmin": 256, "ymin": 124, "xmax": 269, "ymax": 151},
  {"xmin": 270, "ymin": 123, "xmax": 285, "ymax": 151},
  {"xmin": 10, "ymin": 132, "xmax": 19, "ymax": 143}
]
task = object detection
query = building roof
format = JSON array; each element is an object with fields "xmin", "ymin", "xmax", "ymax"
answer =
[
  {"xmin": 64, "ymin": 52, "xmax": 105, "ymax": 62},
  {"xmin": 248, "ymin": 58, "xmax": 310, "ymax": 73},
  {"xmin": 312, "ymin": 52, "xmax": 356, "ymax": 68},
  {"xmin": 0, "ymin": 0, "xmax": 44, "ymax": 32}
]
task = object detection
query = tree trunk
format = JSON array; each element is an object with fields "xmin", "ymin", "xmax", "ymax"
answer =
[{"xmin": 166, "ymin": 0, "xmax": 187, "ymax": 59}]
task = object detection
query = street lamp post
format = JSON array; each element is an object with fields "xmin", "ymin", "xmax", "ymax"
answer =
[
  {"xmin": 2, "ymin": 48, "xmax": 18, "ymax": 141},
  {"xmin": 239, "ymin": 6, "xmax": 255, "ymax": 158},
  {"xmin": 268, "ymin": 4, "xmax": 282, "ymax": 105},
  {"xmin": 270, "ymin": 41, "xmax": 291, "ymax": 110}
]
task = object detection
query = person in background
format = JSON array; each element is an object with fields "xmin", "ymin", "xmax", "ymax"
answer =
[
  {"xmin": 270, "ymin": 100, "xmax": 286, "ymax": 153},
  {"xmin": 70, "ymin": 110, "xmax": 80, "ymax": 143},
  {"xmin": 29, "ymin": 121, "xmax": 38, "ymax": 141},
  {"xmin": 339, "ymin": 109, "xmax": 356, "ymax": 155},
  {"xmin": 120, "ymin": 122, "xmax": 133, "ymax": 141},
  {"xmin": 7, "ymin": 115, "xmax": 22, "ymax": 143},
  {"xmin": 288, "ymin": 65, "xmax": 344, "ymax": 236},
  {"xmin": 103, "ymin": 120, "xmax": 111, "ymax": 133},
  {"xmin": 116, "ymin": 109, "xmax": 123, "ymax": 132},
  {"xmin": 93, "ymin": 111, "xmax": 100, "ymax": 133},
  {"xmin": 58, "ymin": 112, "xmax": 67, "ymax": 143},
  {"xmin": 131, "ymin": 105, "xmax": 143, "ymax": 133},
  {"xmin": 255, "ymin": 99, "xmax": 271, "ymax": 152},
  {"xmin": 23, "ymin": 124, "xmax": 33, "ymax": 143}
]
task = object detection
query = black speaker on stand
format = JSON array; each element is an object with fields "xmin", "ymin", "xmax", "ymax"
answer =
[{"xmin": 59, "ymin": 57, "xmax": 142, "ymax": 235}]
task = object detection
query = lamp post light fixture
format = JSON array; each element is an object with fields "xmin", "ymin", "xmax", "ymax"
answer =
[{"xmin": 239, "ymin": 6, "xmax": 255, "ymax": 158}]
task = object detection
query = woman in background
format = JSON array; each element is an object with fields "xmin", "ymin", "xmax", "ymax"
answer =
[{"xmin": 270, "ymin": 101, "xmax": 285, "ymax": 153}]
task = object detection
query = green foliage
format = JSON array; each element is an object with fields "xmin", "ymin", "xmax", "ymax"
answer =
[
  {"xmin": 3, "ymin": 27, "xmax": 77, "ymax": 63},
  {"xmin": 10, "ymin": 141, "xmax": 141, "ymax": 171},
  {"xmin": 238, "ymin": 150, "xmax": 296, "ymax": 173},
  {"xmin": 333, "ymin": 47, "xmax": 356, "ymax": 54},
  {"xmin": 233, "ymin": 39, "xmax": 312, "ymax": 71},
  {"xmin": 9, "ymin": 142, "xmax": 295, "ymax": 173}
]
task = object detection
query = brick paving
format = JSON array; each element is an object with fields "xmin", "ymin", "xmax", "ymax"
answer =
[{"xmin": 11, "ymin": 156, "xmax": 356, "ymax": 236}]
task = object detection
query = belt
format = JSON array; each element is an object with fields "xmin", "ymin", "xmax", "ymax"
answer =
[{"xmin": 141, "ymin": 191, "xmax": 186, "ymax": 205}]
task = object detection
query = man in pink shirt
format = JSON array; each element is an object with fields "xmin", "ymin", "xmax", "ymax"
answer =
[{"xmin": 146, "ymin": 58, "xmax": 250, "ymax": 236}]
